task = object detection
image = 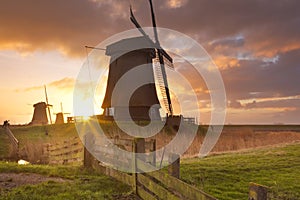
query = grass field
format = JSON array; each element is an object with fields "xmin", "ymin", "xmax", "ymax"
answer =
[
  {"xmin": 1, "ymin": 123, "xmax": 299, "ymax": 160},
  {"xmin": 0, "ymin": 143, "xmax": 299, "ymax": 199},
  {"xmin": 181, "ymin": 143, "xmax": 300, "ymax": 200},
  {"xmin": 0, "ymin": 124, "xmax": 78, "ymax": 160},
  {"xmin": 0, "ymin": 162, "xmax": 133, "ymax": 200},
  {"xmin": 1, "ymin": 124, "xmax": 299, "ymax": 199}
]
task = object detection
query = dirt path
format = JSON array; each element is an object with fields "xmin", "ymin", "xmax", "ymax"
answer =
[{"xmin": 0, "ymin": 173, "xmax": 68, "ymax": 190}]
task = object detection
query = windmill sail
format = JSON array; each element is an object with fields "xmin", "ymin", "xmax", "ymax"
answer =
[
  {"xmin": 148, "ymin": 0, "xmax": 173, "ymax": 115},
  {"xmin": 130, "ymin": 2, "xmax": 174, "ymax": 115},
  {"xmin": 130, "ymin": 6, "xmax": 173, "ymax": 65},
  {"xmin": 44, "ymin": 85, "xmax": 52, "ymax": 124}
]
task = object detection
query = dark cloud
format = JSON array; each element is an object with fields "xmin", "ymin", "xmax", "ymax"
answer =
[
  {"xmin": 270, "ymin": 108, "xmax": 300, "ymax": 124},
  {"xmin": 210, "ymin": 37, "xmax": 245, "ymax": 49},
  {"xmin": 1, "ymin": 0, "xmax": 300, "ymax": 123},
  {"xmin": 229, "ymin": 100, "xmax": 243, "ymax": 109},
  {"xmin": 245, "ymin": 99, "xmax": 300, "ymax": 109},
  {"xmin": 1, "ymin": 0, "xmax": 300, "ymax": 57},
  {"xmin": 173, "ymin": 47, "xmax": 300, "ymax": 115},
  {"xmin": 0, "ymin": 0, "xmax": 131, "ymax": 56},
  {"xmin": 223, "ymin": 49, "xmax": 300, "ymax": 101},
  {"xmin": 229, "ymin": 98, "xmax": 300, "ymax": 111},
  {"xmin": 156, "ymin": 0, "xmax": 300, "ymax": 57}
]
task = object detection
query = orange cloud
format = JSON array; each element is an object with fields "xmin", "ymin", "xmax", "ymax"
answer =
[
  {"xmin": 49, "ymin": 77, "xmax": 75, "ymax": 90},
  {"xmin": 213, "ymin": 55, "xmax": 240, "ymax": 69},
  {"xmin": 166, "ymin": 0, "xmax": 189, "ymax": 8},
  {"xmin": 0, "ymin": 0, "xmax": 130, "ymax": 57},
  {"xmin": 247, "ymin": 39, "xmax": 300, "ymax": 58},
  {"xmin": 20, "ymin": 77, "xmax": 75, "ymax": 92},
  {"xmin": 23, "ymin": 85, "xmax": 44, "ymax": 92},
  {"xmin": 1, "ymin": 0, "xmax": 300, "ymax": 60}
]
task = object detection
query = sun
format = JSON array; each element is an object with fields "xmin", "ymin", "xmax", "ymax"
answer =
[{"xmin": 82, "ymin": 116, "xmax": 90, "ymax": 121}]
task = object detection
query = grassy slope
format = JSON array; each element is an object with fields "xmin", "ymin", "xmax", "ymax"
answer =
[
  {"xmin": 181, "ymin": 144, "xmax": 300, "ymax": 200},
  {"xmin": 0, "ymin": 123, "xmax": 205, "ymax": 159},
  {"xmin": 0, "ymin": 162, "xmax": 133, "ymax": 200},
  {"xmin": 0, "ymin": 128, "xmax": 10, "ymax": 158},
  {"xmin": 1, "ymin": 124, "xmax": 300, "ymax": 199},
  {"xmin": 10, "ymin": 124, "xmax": 78, "ymax": 144},
  {"xmin": 1, "ymin": 144, "xmax": 299, "ymax": 199},
  {"xmin": 0, "ymin": 124, "xmax": 78, "ymax": 159}
]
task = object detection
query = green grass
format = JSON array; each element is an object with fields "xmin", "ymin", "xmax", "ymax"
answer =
[
  {"xmin": 10, "ymin": 123, "xmax": 78, "ymax": 143},
  {"xmin": 1, "ymin": 144, "xmax": 299, "ymax": 200},
  {"xmin": 0, "ymin": 129, "xmax": 10, "ymax": 158},
  {"xmin": 0, "ymin": 124, "xmax": 78, "ymax": 159},
  {"xmin": 0, "ymin": 123, "xmax": 207, "ymax": 159},
  {"xmin": 1, "ymin": 124, "xmax": 300, "ymax": 199},
  {"xmin": 0, "ymin": 162, "xmax": 133, "ymax": 200},
  {"xmin": 180, "ymin": 144, "xmax": 300, "ymax": 200}
]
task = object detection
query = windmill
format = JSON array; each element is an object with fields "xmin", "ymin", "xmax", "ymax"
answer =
[
  {"xmin": 29, "ymin": 85, "xmax": 53, "ymax": 125},
  {"xmin": 101, "ymin": 0, "xmax": 175, "ymax": 121},
  {"xmin": 130, "ymin": 0, "xmax": 174, "ymax": 116},
  {"xmin": 54, "ymin": 102, "xmax": 70, "ymax": 124}
]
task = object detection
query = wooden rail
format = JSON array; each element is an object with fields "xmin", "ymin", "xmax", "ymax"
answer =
[
  {"xmin": 4, "ymin": 127, "xmax": 19, "ymax": 158},
  {"xmin": 46, "ymin": 137, "xmax": 84, "ymax": 164},
  {"xmin": 249, "ymin": 182, "xmax": 269, "ymax": 200},
  {"xmin": 134, "ymin": 140, "xmax": 216, "ymax": 200},
  {"xmin": 84, "ymin": 135, "xmax": 217, "ymax": 200},
  {"xmin": 46, "ymin": 133, "xmax": 216, "ymax": 199}
]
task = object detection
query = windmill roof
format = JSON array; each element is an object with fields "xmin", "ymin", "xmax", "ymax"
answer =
[
  {"xmin": 106, "ymin": 36, "xmax": 155, "ymax": 56},
  {"xmin": 33, "ymin": 102, "xmax": 47, "ymax": 107}
]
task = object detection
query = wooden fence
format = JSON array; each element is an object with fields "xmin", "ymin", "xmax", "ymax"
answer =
[
  {"xmin": 248, "ymin": 182, "xmax": 270, "ymax": 200},
  {"xmin": 43, "ymin": 134, "xmax": 273, "ymax": 200},
  {"xmin": 84, "ymin": 135, "xmax": 217, "ymax": 200},
  {"xmin": 45, "ymin": 137, "xmax": 84, "ymax": 165},
  {"xmin": 4, "ymin": 127, "xmax": 19, "ymax": 158}
]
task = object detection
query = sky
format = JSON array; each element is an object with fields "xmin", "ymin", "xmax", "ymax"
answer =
[{"xmin": 0, "ymin": 0, "xmax": 299, "ymax": 125}]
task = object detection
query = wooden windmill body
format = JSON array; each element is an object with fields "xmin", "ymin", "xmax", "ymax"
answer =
[
  {"xmin": 30, "ymin": 102, "xmax": 49, "ymax": 125},
  {"xmin": 102, "ymin": 37, "xmax": 161, "ymax": 121},
  {"xmin": 29, "ymin": 86, "xmax": 53, "ymax": 125},
  {"xmin": 101, "ymin": 0, "xmax": 175, "ymax": 122},
  {"xmin": 54, "ymin": 102, "xmax": 70, "ymax": 124}
]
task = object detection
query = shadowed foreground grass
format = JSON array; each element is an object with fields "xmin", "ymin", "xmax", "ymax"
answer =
[
  {"xmin": 1, "ymin": 125, "xmax": 299, "ymax": 199},
  {"xmin": 0, "ymin": 144, "xmax": 299, "ymax": 199},
  {"xmin": 181, "ymin": 143, "xmax": 300, "ymax": 200},
  {"xmin": 0, "ymin": 163, "xmax": 133, "ymax": 200}
]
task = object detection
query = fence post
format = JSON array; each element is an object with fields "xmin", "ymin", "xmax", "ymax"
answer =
[
  {"xmin": 249, "ymin": 182, "xmax": 269, "ymax": 200},
  {"xmin": 42, "ymin": 143, "xmax": 51, "ymax": 164},
  {"xmin": 168, "ymin": 153, "xmax": 180, "ymax": 179},
  {"xmin": 150, "ymin": 139, "xmax": 156, "ymax": 166},
  {"xmin": 84, "ymin": 132, "xmax": 95, "ymax": 168},
  {"xmin": 133, "ymin": 138, "xmax": 145, "ymax": 195},
  {"xmin": 132, "ymin": 139, "xmax": 137, "ymax": 194}
]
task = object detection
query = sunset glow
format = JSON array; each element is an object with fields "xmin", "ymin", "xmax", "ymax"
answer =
[{"xmin": 0, "ymin": 0, "xmax": 299, "ymax": 125}]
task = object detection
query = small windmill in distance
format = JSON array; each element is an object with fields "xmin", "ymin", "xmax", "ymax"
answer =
[
  {"xmin": 54, "ymin": 102, "xmax": 70, "ymax": 124},
  {"xmin": 29, "ymin": 85, "xmax": 53, "ymax": 125}
]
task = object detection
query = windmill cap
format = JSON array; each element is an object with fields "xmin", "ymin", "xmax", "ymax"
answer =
[
  {"xmin": 106, "ymin": 36, "xmax": 155, "ymax": 56},
  {"xmin": 33, "ymin": 102, "xmax": 47, "ymax": 107}
]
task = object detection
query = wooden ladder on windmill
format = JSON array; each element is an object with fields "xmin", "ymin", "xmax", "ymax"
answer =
[{"xmin": 153, "ymin": 56, "xmax": 172, "ymax": 114}]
